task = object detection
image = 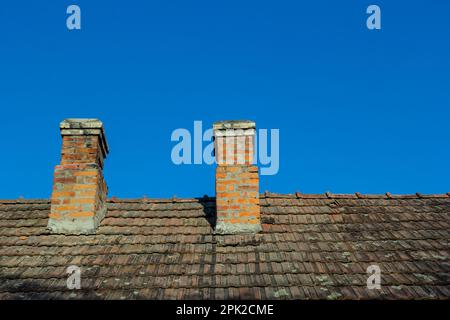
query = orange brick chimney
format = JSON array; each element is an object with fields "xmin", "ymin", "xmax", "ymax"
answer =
[
  {"xmin": 48, "ymin": 119, "xmax": 109, "ymax": 234},
  {"xmin": 213, "ymin": 120, "xmax": 261, "ymax": 234}
]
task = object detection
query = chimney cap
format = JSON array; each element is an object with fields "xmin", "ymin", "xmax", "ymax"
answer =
[
  {"xmin": 60, "ymin": 118, "xmax": 104, "ymax": 129},
  {"xmin": 59, "ymin": 118, "xmax": 109, "ymax": 157},
  {"xmin": 213, "ymin": 120, "xmax": 255, "ymax": 130}
]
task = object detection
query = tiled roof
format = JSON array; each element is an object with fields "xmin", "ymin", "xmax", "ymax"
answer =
[{"xmin": 0, "ymin": 193, "xmax": 449, "ymax": 300}]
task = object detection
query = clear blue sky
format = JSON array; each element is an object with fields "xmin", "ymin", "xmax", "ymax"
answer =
[{"xmin": 0, "ymin": 1, "xmax": 449, "ymax": 199}]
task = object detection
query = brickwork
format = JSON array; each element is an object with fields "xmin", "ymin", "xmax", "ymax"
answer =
[
  {"xmin": 213, "ymin": 120, "xmax": 261, "ymax": 234},
  {"xmin": 214, "ymin": 129, "xmax": 255, "ymax": 165},
  {"xmin": 48, "ymin": 119, "xmax": 108, "ymax": 234}
]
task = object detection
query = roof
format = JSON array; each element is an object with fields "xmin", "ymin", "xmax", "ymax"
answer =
[{"xmin": 0, "ymin": 193, "xmax": 449, "ymax": 300}]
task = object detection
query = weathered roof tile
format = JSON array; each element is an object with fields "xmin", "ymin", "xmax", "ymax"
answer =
[{"xmin": 0, "ymin": 195, "xmax": 448, "ymax": 299}]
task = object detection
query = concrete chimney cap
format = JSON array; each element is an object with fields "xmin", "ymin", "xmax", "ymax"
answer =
[
  {"xmin": 60, "ymin": 118, "xmax": 104, "ymax": 129},
  {"xmin": 213, "ymin": 120, "xmax": 255, "ymax": 130}
]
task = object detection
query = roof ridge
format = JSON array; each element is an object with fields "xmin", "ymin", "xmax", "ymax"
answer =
[
  {"xmin": 0, "ymin": 199, "xmax": 50, "ymax": 204},
  {"xmin": 1, "ymin": 192, "xmax": 449, "ymax": 204},
  {"xmin": 262, "ymin": 192, "xmax": 450, "ymax": 200},
  {"xmin": 108, "ymin": 196, "xmax": 216, "ymax": 204}
]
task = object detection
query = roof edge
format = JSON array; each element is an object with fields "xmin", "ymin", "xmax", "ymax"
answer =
[{"xmin": 1, "ymin": 192, "xmax": 449, "ymax": 204}]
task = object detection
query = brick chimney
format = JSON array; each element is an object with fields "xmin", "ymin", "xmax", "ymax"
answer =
[
  {"xmin": 213, "ymin": 120, "xmax": 261, "ymax": 234},
  {"xmin": 48, "ymin": 119, "xmax": 109, "ymax": 234}
]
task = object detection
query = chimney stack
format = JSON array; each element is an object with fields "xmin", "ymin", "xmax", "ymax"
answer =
[
  {"xmin": 213, "ymin": 120, "xmax": 261, "ymax": 234},
  {"xmin": 48, "ymin": 119, "xmax": 109, "ymax": 234}
]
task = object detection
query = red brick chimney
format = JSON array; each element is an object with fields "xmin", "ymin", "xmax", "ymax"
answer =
[
  {"xmin": 213, "ymin": 120, "xmax": 261, "ymax": 234},
  {"xmin": 47, "ymin": 119, "xmax": 109, "ymax": 234}
]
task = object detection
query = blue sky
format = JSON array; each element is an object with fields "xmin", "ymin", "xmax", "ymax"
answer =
[{"xmin": 0, "ymin": 1, "xmax": 449, "ymax": 199}]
